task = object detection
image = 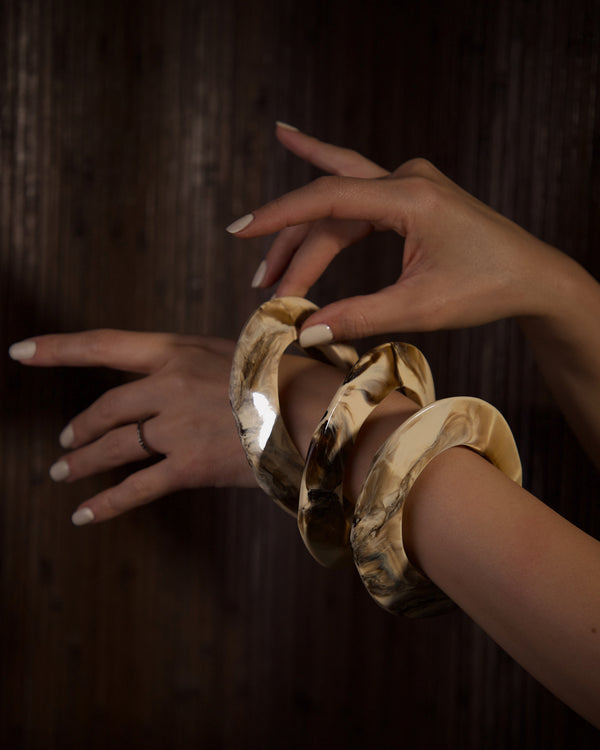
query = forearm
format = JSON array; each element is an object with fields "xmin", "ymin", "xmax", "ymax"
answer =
[
  {"xmin": 518, "ymin": 252, "xmax": 600, "ymax": 466},
  {"xmin": 404, "ymin": 447, "xmax": 600, "ymax": 727},
  {"xmin": 278, "ymin": 354, "xmax": 600, "ymax": 726}
]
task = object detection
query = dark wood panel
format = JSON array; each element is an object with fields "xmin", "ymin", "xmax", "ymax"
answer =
[{"xmin": 1, "ymin": 0, "xmax": 599, "ymax": 747}]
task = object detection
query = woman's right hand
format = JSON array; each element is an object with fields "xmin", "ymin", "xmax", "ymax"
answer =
[{"xmin": 231, "ymin": 125, "xmax": 580, "ymax": 345}]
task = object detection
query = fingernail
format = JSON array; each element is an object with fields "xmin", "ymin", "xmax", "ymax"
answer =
[
  {"xmin": 8, "ymin": 340, "xmax": 36, "ymax": 360},
  {"xmin": 251, "ymin": 260, "xmax": 267, "ymax": 288},
  {"xmin": 299, "ymin": 324, "xmax": 334, "ymax": 348},
  {"xmin": 59, "ymin": 424, "xmax": 74, "ymax": 449},
  {"xmin": 276, "ymin": 121, "xmax": 300, "ymax": 132},
  {"xmin": 72, "ymin": 507, "xmax": 95, "ymax": 526},
  {"xmin": 226, "ymin": 213, "xmax": 254, "ymax": 234},
  {"xmin": 49, "ymin": 460, "xmax": 70, "ymax": 482}
]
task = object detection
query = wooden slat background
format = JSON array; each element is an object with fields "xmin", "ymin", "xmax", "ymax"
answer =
[{"xmin": 1, "ymin": 0, "xmax": 599, "ymax": 747}]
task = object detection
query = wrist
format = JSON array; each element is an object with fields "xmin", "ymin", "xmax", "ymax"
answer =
[
  {"xmin": 517, "ymin": 244, "xmax": 592, "ymax": 325},
  {"xmin": 278, "ymin": 353, "xmax": 420, "ymax": 501}
]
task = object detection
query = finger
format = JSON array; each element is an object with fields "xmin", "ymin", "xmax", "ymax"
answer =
[
  {"xmin": 8, "ymin": 329, "xmax": 181, "ymax": 373},
  {"xmin": 49, "ymin": 421, "xmax": 161, "ymax": 484},
  {"xmin": 70, "ymin": 460, "xmax": 180, "ymax": 525},
  {"xmin": 59, "ymin": 377, "xmax": 161, "ymax": 449},
  {"xmin": 226, "ymin": 176, "xmax": 412, "ymax": 239},
  {"xmin": 275, "ymin": 123, "xmax": 389, "ymax": 178},
  {"xmin": 255, "ymin": 223, "xmax": 312, "ymax": 287},
  {"xmin": 274, "ymin": 218, "xmax": 374, "ymax": 298},
  {"xmin": 296, "ymin": 284, "xmax": 426, "ymax": 345}
]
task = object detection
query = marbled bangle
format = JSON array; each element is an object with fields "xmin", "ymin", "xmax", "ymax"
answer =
[
  {"xmin": 298, "ymin": 342, "xmax": 436, "ymax": 568},
  {"xmin": 229, "ymin": 297, "xmax": 359, "ymax": 516},
  {"xmin": 351, "ymin": 396, "xmax": 522, "ymax": 617}
]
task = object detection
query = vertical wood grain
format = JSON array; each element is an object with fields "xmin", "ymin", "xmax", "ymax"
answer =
[{"xmin": 1, "ymin": 0, "xmax": 599, "ymax": 747}]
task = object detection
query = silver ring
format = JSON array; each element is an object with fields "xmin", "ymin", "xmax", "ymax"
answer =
[{"xmin": 136, "ymin": 420, "xmax": 157, "ymax": 457}]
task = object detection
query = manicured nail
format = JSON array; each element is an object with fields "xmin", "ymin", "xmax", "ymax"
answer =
[
  {"xmin": 251, "ymin": 260, "xmax": 267, "ymax": 288},
  {"xmin": 226, "ymin": 213, "xmax": 254, "ymax": 234},
  {"xmin": 299, "ymin": 324, "xmax": 334, "ymax": 348},
  {"xmin": 72, "ymin": 507, "xmax": 95, "ymax": 526},
  {"xmin": 59, "ymin": 424, "xmax": 74, "ymax": 449},
  {"xmin": 8, "ymin": 340, "xmax": 36, "ymax": 360},
  {"xmin": 276, "ymin": 121, "xmax": 300, "ymax": 132},
  {"xmin": 49, "ymin": 460, "xmax": 70, "ymax": 482}
]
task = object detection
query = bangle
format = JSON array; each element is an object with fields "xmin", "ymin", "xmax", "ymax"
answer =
[
  {"xmin": 298, "ymin": 342, "xmax": 436, "ymax": 568},
  {"xmin": 351, "ymin": 396, "xmax": 522, "ymax": 617},
  {"xmin": 229, "ymin": 296, "xmax": 358, "ymax": 516},
  {"xmin": 231, "ymin": 301, "xmax": 522, "ymax": 619}
]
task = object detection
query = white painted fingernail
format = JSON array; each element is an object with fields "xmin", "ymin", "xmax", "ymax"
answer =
[
  {"xmin": 276, "ymin": 121, "xmax": 300, "ymax": 132},
  {"xmin": 226, "ymin": 213, "xmax": 254, "ymax": 234},
  {"xmin": 299, "ymin": 324, "xmax": 334, "ymax": 348},
  {"xmin": 251, "ymin": 260, "xmax": 267, "ymax": 288},
  {"xmin": 49, "ymin": 460, "xmax": 70, "ymax": 481},
  {"xmin": 72, "ymin": 507, "xmax": 95, "ymax": 526},
  {"xmin": 59, "ymin": 424, "xmax": 74, "ymax": 449},
  {"xmin": 8, "ymin": 340, "xmax": 36, "ymax": 360}
]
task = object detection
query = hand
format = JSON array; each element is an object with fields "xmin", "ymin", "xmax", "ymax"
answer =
[
  {"xmin": 9, "ymin": 330, "xmax": 255, "ymax": 524},
  {"xmin": 229, "ymin": 126, "xmax": 577, "ymax": 344}
]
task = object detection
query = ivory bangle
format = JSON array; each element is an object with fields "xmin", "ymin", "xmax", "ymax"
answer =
[
  {"xmin": 351, "ymin": 396, "xmax": 523, "ymax": 618},
  {"xmin": 299, "ymin": 342, "xmax": 436, "ymax": 568},
  {"xmin": 229, "ymin": 297, "xmax": 359, "ymax": 516}
]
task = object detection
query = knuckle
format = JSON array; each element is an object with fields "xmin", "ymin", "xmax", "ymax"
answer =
[
  {"xmin": 87, "ymin": 329, "xmax": 113, "ymax": 359},
  {"xmin": 161, "ymin": 368, "xmax": 191, "ymax": 397},
  {"xmin": 94, "ymin": 389, "xmax": 120, "ymax": 423},
  {"xmin": 101, "ymin": 430, "xmax": 126, "ymax": 463},
  {"xmin": 342, "ymin": 302, "xmax": 374, "ymax": 340},
  {"xmin": 417, "ymin": 293, "xmax": 446, "ymax": 331},
  {"xmin": 352, "ymin": 310, "xmax": 374, "ymax": 340},
  {"xmin": 398, "ymin": 157, "xmax": 438, "ymax": 178},
  {"xmin": 313, "ymin": 174, "xmax": 344, "ymax": 195},
  {"xmin": 404, "ymin": 175, "xmax": 444, "ymax": 214},
  {"xmin": 98, "ymin": 487, "xmax": 123, "ymax": 518},
  {"xmin": 104, "ymin": 473, "xmax": 149, "ymax": 516},
  {"xmin": 125, "ymin": 472, "xmax": 149, "ymax": 502}
]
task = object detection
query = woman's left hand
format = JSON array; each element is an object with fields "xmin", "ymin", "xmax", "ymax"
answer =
[{"xmin": 9, "ymin": 330, "xmax": 255, "ymax": 525}]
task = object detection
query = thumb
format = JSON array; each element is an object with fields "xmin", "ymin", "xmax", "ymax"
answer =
[{"xmin": 297, "ymin": 286, "xmax": 413, "ymax": 346}]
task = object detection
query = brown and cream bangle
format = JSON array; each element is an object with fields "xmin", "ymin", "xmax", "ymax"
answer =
[
  {"xmin": 230, "ymin": 298, "xmax": 522, "ymax": 617},
  {"xmin": 351, "ymin": 396, "xmax": 522, "ymax": 617},
  {"xmin": 229, "ymin": 296, "xmax": 358, "ymax": 517},
  {"xmin": 298, "ymin": 342, "xmax": 436, "ymax": 569}
]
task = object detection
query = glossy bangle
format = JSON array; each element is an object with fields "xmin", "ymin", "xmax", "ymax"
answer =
[
  {"xmin": 229, "ymin": 296, "xmax": 359, "ymax": 516},
  {"xmin": 351, "ymin": 396, "xmax": 523, "ymax": 618},
  {"xmin": 298, "ymin": 342, "xmax": 436, "ymax": 568}
]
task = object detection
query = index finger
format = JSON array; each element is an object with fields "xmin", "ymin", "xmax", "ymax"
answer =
[
  {"xmin": 275, "ymin": 124, "xmax": 390, "ymax": 178},
  {"xmin": 226, "ymin": 175, "xmax": 413, "ymax": 239},
  {"xmin": 8, "ymin": 329, "xmax": 181, "ymax": 373}
]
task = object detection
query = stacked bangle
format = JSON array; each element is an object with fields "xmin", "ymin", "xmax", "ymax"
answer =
[{"xmin": 230, "ymin": 298, "xmax": 522, "ymax": 617}]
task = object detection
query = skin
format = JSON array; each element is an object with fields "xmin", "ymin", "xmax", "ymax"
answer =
[
  {"xmin": 9, "ymin": 330, "xmax": 600, "ymax": 725},
  {"xmin": 234, "ymin": 125, "xmax": 600, "ymax": 466},
  {"xmin": 7, "ymin": 125, "xmax": 600, "ymax": 724}
]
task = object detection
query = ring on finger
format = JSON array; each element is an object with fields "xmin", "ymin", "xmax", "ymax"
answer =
[{"xmin": 136, "ymin": 419, "xmax": 160, "ymax": 457}]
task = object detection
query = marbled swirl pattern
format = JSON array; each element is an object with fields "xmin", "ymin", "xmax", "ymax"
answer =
[
  {"xmin": 299, "ymin": 343, "xmax": 436, "ymax": 568},
  {"xmin": 231, "ymin": 299, "xmax": 522, "ymax": 619},
  {"xmin": 229, "ymin": 297, "xmax": 358, "ymax": 516},
  {"xmin": 352, "ymin": 397, "xmax": 522, "ymax": 617}
]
